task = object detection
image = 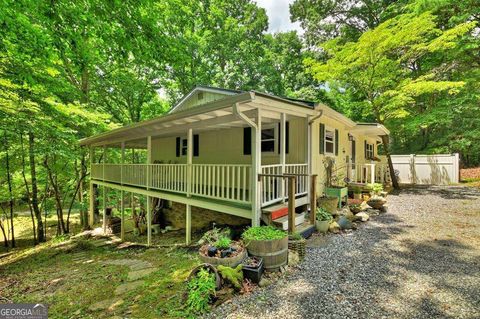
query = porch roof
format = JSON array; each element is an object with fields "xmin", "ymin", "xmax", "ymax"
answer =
[{"xmin": 79, "ymin": 91, "xmax": 317, "ymax": 147}]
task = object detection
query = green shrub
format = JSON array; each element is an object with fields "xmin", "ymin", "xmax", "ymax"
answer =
[
  {"xmin": 199, "ymin": 226, "xmax": 231, "ymax": 245},
  {"xmin": 214, "ymin": 236, "xmax": 232, "ymax": 250},
  {"xmin": 289, "ymin": 232, "xmax": 303, "ymax": 241},
  {"xmin": 367, "ymin": 183, "xmax": 383, "ymax": 195},
  {"xmin": 217, "ymin": 265, "xmax": 243, "ymax": 290},
  {"xmin": 242, "ymin": 226, "xmax": 286, "ymax": 241},
  {"xmin": 316, "ymin": 207, "xmax": 333, "ymax": 222},
  {"xmin": 185, "ymin": 269, "xmax": 216, "ymax": 315}
]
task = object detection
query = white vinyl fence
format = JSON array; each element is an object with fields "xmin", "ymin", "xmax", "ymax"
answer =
[{"xmin": 390, "ymin": 154, "xmax": 460, "ymax": 185}]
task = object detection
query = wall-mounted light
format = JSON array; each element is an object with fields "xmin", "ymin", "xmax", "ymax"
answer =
[{"xmin": 348, "ymin": 133, "xmax": 354, "ymax": 141}]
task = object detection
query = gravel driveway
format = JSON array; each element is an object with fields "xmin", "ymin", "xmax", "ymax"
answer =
[{"xmin": 207, "ymin": 186, "xmax": 480, "ymax": 319}]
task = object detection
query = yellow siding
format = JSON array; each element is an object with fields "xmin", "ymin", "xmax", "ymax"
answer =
[{"xmin": 151, "ymin": 117, "xmax": 307, "ymax": 165}]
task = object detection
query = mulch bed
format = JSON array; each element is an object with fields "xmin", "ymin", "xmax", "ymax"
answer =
[{"xmin": 461, "ymin": 167, "xmax": 480, "ymax": 181}]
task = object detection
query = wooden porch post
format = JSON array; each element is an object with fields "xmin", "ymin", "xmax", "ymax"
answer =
[
  {"xmin": 288, "ymin": 176, "xmax": 296, "ymax": 234},
  {"xmin": 310, "ymin": 174, "xmax": 317, "ymax": 225},
  {"xmin": 186, "ymin": 128, "xmax": 193, "ymax": 245},
  {"xmin": 306, "ymin": 116, "xmax": 312, "ymax": 206},
  {"xmin": 370, "ymin": 163, "xmax": 375, "ymax": 184},
  {"xmin": 88, "ymin": 146, "xmax": 95, "ymax": 227},
  {"xmin": 120, "ymin": 142, "xmax": 125, "ymax": 241},
  {"xmin": 146, "ymin": 136, "xmax": 152, "ymax": 246},
  {"xmin": 280, "ymin": 113, "xmax": 286, "ymax": 202},
  {"xmin": 102, "ymin": 146, "xmax": 107, "ymax": 234},
  {"xmin": 251, "ymin": 109, "xmax": 261, "ymax": 226}
]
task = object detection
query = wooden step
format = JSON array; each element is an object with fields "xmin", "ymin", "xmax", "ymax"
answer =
[
  {"xmin": 272, "ymin": 212, "xmax": 305, "ymax": 230},
  {"xmin": 261, "ymin": 195, "xmax": 309, "ymax": 225},
  {"xmin": 296, "ymin": 222, "xmax": 316, "ymax": 238}
]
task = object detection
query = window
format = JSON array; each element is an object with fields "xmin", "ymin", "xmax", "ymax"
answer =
[
  {"xmin": 366, "ymin": 143, "xmax": 374, "ymax": 159},
  {"xmin": 324, "ymin": 127, "xmax": 335, "ymax": 155},
  {"xmin": 261, "ymin": 126, "xmax": 276, "ymax": 153},
  {"xmin": 181, "ymin": 139, "xmax": 187, "ymax": 156}
]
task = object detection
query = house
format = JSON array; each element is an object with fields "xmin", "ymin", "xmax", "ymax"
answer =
[{"xmin": 79, "ymin": 86, "xmax": 390, "ymax": 245}]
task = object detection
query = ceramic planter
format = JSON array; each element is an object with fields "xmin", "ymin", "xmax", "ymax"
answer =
[{"xmin": 315, "ymin": 220, "xmax": 330, "ymax": 233}]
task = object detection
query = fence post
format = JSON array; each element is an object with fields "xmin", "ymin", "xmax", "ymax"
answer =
[
  {"xmin": 288, "ymin": 176, "xmax": 296, "ymax": 234},
  {"xmin": 410, "ymin": 154, "xmax": 416, "ymax": 184},
  {"xmin": 310, "ymin": 174, "xmax": 317, "ymax": 225}
]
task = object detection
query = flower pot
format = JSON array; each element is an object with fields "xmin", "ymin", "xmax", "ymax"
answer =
[
  {"xmin": 242, "ymin": 257, "xmax": 264, "ymax": 284},
  {"xmin": 199, "ymin": 243, "xmax": 246, "ymax": 267},
  {"xmin": 288, "ymin": 238, "xmax": 306, "ymax": 261},
  {"xmin": 315, "ymin": 220, "xmax": 330, "ymax": 233},
  {"xmin": 317, "ymin": 196, "xmax": 339, "ymax": 214},
  {"xmin": 245, "ymin": 236, "xmax": 288, "ymax": 271}
]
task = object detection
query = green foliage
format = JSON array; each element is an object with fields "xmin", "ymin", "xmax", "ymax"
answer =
[
  {"xmin": 367, "ymin": 183, "xmax": 384, "ymax": 195},
  {"xmin": 217, "ymin": 265, "xmax": 243, "ymax": 290},
  {"xmin": 185, "ymin": 268, "xmax": 216, "ymax": 315},
  {"xmin": 242, "ymin": 226, "xmax": 287, "ymax": 242},
  {"xmin": 200, "ymin": 227, "xmax": 231, "ymax": 246},
  {"xmin": 316, "ymin": 207, "xmax": 333, "ymax": 222},
  {"xmin": 289, "ymin": 232, "xmax": 303, "ymax": 241},
  {"xmin": 214, "ymin": 237, "xmax": 232, "ymax": 250}
]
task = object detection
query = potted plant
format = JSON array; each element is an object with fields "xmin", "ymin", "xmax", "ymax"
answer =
[
  {"xmin": 242, "ymin": 226, "xmax": 288, "ymax": 271},
  {"xmin": 315, "ymin": 207, "xmax": 332, "ymax": 233},
  {"xmin": 323, "ymin": 157, "xmax": 348, "ymax": 208},
  {"xmin": 241, "ymin": 256, "xmax": 264, "ymax": 284},
  {"xmin": 366, "ymin": 183, "xmax": 387, "ymax": 209},
  {"xmin": 348, "ymin": 198, "xmax": 363, "ymax": 214},
  {"xmin": 352, "ymin": 186, "xmax": 362, "ymax": 200},
  {"xmin": 199, "ymin": 227, "xmax": 246, "ymax": 267},
  {"xmin": 288, "ymin": 232, "xmax": 306, "ymax": 261}
]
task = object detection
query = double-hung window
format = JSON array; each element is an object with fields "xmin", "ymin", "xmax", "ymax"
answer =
[
  {"xmin": 324, "ymin": 127, "xmax": 335, "ymax": 155},
  {"xmin": 261, "ymin": 126, "xmax": 276, "ymax": 153},
  {"xmin": 366, "ymin": 143, "xmax": 374, "ymax": 159}
]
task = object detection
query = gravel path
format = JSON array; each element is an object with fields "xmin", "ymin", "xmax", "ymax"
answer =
[{"xmin": 207, "ymin": 186, "xmax": 480, "ymax": 319}]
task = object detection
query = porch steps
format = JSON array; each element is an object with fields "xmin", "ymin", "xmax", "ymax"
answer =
[
  {"xmin": 272, "ymin": 212, "xmax": 305, "ymax": 230},
  {"xmin": 296, "ymin": 222, "xmax": 316, "ymax": 239},
  {"xmin": 261, "ymin": 196, "xmax": 309, "ymax": 225}
]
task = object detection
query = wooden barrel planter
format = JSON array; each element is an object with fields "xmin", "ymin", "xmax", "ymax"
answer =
[
  {"xmin": 198, "ymin": 244, "xmax": 246, "ymax": 268},
  {"xmin": 245, "ymin": 236, "xmax": 288, "ymax": 271}
]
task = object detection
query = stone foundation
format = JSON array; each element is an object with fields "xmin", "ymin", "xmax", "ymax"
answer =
[{"xmin": 162, "ymin": 202, "xmax": 250, "ymax": 231}]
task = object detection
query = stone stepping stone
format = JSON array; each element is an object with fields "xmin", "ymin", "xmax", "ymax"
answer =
[
  {"xmin": 129, "ymin": 261, "xmax": 153, "ymax": 270},
  {"xmin": 114, "ymin": 280, "xmax": 144, "ymax": 295},
  {"xmin": 128, "ymin": 268, "xmax": 156, "ymax": 281},
  {"xmin": 89, "ymin": 297, "xmax": 124, "ymax": 311}
]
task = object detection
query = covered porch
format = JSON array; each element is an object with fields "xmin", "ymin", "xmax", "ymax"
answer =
[{"xmin": 81, "ymin": 92, "xmax": 317, "ymax": 245}]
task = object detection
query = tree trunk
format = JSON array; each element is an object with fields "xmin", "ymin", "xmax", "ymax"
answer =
[
  {"xmin": 44, "ymin": 157, "xmax": 67, "ymax": 235},
  {"xmin": 4, "ymin": 131, "xmax": 15, "ymax": 248},
  {"xmin": 0, "ymin": 219, "xmax": 8, "ymax": 248},
  {"xmin": 20, "ymin": 133, "xmax": 38, "ymax": 245},
  {"xmin": 28, "ymin": 132, "xmax": 45, "ymax": 242},
  {"xmin": 381, "ymin": 135, "xmax": 399, "ymax": 189}
]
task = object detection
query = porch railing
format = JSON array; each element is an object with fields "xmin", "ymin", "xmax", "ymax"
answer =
[
  {"xmin": 260, "ymin": 163, "xmax": 308, "ymax": 207},
  {"xmin": 349, "ymin": 163, "xmax": 390, "ymax": 184},
  {"xmin": 91, "ymin": 163, "xmax": 251, "ymax": 204}
]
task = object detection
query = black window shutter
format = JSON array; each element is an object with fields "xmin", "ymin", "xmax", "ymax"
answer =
[
  {"xmin": 319, "ymin": 123, "xmax": 325, "ymax": 154},
  {"xmin": 277, "ymin": 121, "xmax": 290, "ymax": 154},
  {"xmin": 193, "ymin": 134, "xmax": 199, "ymax": 157},
  {"xmin": 175, "ymin": 137, "xmax": 180, "ymax": 157},
  {"xmin": 335, "ymin": 129, "xmax": 339, "ymax": 156},
  {"xmin": 352, "ymin": 140, "xmax": 356, "ymax": 161},
  {"xmin": 243, "ymin": 127, "xmax": 251, "ymax": 155},
  {"xmin": 364, "ymin": 140, "xmax": 368, "ymax": 159}
]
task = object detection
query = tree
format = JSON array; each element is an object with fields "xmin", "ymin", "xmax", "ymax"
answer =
[{"xmin": 305, "ymin": 11, "xmax": 476, "ymax": 187}]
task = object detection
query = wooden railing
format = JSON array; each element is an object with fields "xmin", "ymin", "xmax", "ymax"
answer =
[
  {"xmin": 91, "ymin": 163, "xmax": 251, "ymax": 204},
  {"xmin": 260, "ymin": 163, "xmax": 309, "ymax": 207},
  {"xmin": 349, "ymin": 163, "xmax": 390, "ymax": 184}
]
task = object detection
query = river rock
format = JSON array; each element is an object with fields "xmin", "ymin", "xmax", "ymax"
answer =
[{"xmin": 288, "ymin": 250, "xmax": 300, "ymax": 267}]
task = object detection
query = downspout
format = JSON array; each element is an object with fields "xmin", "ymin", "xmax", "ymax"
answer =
[
  {"xmin": 233, "ymin": 100, "xmax": 260, "ymax": 226},
  {"xmin": 307, "ymin": 108, "xmax": 323, "ymax": 210}
]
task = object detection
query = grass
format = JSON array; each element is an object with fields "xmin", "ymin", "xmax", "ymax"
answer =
[{"xmin": 0, "ymin": 212, "xmax": 201, "ymax": 318}]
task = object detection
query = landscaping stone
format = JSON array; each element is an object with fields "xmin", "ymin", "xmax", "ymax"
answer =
[
  {"xmin": 337, "ymin": 216, "xmax": 353, "ymax": 229},
  {"xmin": 128, "ymin": 268, "xmax": 157, "ymax": 281},
  {"xmin": 89, "ymin": 298, "xmax": 124, "ymax": 311},
  {"xmin": 114, "ymin": 281, "xmax": 144, "ymax": 295},
  {"xmin": 258, "ymin": 278, "xmax": 272, "ymax": 288},
  {"xmin": 355, "ymin": 212, "xmax": 370, "ymax": 222},
  {"xmin": 329, "ymin": 221, "xmax": 340, "ymax": 233},
  {"xmin": 288, "ymin": 250, "xmax": 300, "ymax": 267}
]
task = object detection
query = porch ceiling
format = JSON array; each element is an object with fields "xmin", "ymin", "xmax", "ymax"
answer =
[{"xmin": 80, "ymin": 91, "xmax": 314, "ymax": 148}]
